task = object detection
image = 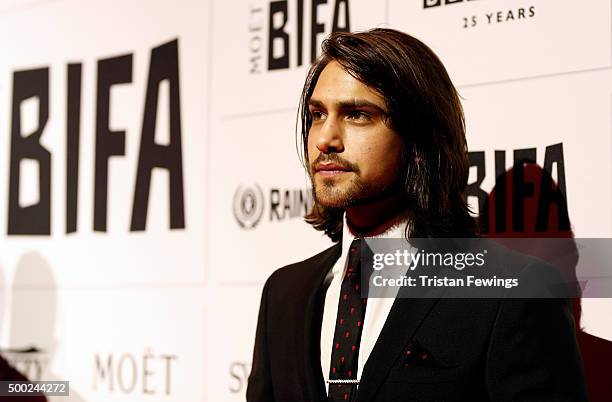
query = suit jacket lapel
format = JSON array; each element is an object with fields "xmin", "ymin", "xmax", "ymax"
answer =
[
  {"xmin": 357, "ymin": 292, "xmax": 442, "ymax": 402},
  {"xmin": 301, "ymin": 242, "xmax": 342, "ymax": 402}
]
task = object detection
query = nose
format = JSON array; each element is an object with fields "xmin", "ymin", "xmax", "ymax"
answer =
[{"xmin": 314, "ymin": 117, "xmax": 344, "ymax": 154}]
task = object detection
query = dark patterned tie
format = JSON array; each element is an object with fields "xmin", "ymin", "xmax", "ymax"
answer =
[{"xmin": 328, "ymin": 238, "xmax": 367, "ymax": 401}]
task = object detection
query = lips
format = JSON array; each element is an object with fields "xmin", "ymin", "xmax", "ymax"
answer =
[{"xmin": 314, "ymin": 163, "xmax": 351, "ymax": 176}]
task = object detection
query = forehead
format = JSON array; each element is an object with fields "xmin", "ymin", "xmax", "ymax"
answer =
[{"xmin": 310, "ymin": 61, "xmax": 385, "ymax": 106}]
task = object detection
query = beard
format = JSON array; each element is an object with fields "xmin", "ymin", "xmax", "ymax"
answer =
[
  {"xmin": 308, "ymin": 152, "xmax": 403, "ymax": 209},
  {"xmin": 309, "ymin": 153, "xmax": 361, "ymax": 208},
  {"xmin": 312, "ymin": 173, "xmax": 368, "ymax": 208},
  {"xmin": 310, "ymin": 170, "xmax": 403, "ymax": 209}
]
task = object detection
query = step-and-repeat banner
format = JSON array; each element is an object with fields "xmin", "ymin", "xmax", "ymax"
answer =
[{"xmin": 0, "ymin": 0, "xmax": 610, "ymax": 401}]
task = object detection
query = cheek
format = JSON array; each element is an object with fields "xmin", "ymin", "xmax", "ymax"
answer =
[
  {"xmin": 372, "ymin": 151, "xmax": 401, "ymax": 182},
  {"xmin": 356, "ymin": 134, "xmax": 403, "ymax": 181}
]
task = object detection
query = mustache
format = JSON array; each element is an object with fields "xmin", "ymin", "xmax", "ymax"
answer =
[{"xmin": 310, "ymin": 153, "xmax": 359, "ymax": 173}]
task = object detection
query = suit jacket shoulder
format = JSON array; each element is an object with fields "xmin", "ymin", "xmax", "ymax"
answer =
[
  {"xmin": 265, "ymin": 242, "xmax": 341, "ymax": 299},
  {"xmin": 247, "ymin": 242, "xmax": 340, "ymax": 402}
]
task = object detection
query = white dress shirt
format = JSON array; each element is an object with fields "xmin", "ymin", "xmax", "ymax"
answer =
[{"xmin": 320, "ymin": 213, "xmax": 410, "ymax": 392}]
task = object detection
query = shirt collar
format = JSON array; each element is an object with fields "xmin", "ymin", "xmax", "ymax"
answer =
[{"xmin": 335, "ymin": 212, "xmax": 409, "ymax": 275}]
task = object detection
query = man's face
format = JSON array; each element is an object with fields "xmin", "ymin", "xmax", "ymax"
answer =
[{"xmin": 307, "ymin": 61, "xmax": 404, "ymax": 208}]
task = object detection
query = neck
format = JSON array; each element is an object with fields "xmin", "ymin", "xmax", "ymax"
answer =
[{"xmin": 345, "ymin": 195, "xmax": 409, "ymax": 237}]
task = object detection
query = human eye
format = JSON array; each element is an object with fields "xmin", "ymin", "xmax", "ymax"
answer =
[
  {"xmin": 346, "ymin": 109, "xmax": 371, "ymax": 122},
  {"xmin": 309, "ymin": 109, "xmax": 326, "ymax": 121}
]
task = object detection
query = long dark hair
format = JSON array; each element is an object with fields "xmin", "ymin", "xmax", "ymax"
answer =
[{"xmin": 298, "ymin": 28, "xmax": 476, "ymax": 242}]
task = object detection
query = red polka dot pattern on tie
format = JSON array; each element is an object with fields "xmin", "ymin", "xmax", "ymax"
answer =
[{"xmin": 328, "ymin": 238, "xmax": 366, "ymax": 402}]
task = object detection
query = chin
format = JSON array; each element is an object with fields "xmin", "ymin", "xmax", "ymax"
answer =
[
  {"xmin": 312, "ymin": 176, "xmax": 371, "ymax": 207},
  {"xmin": 313, "ymin": 188, "xmax": 357, "ymax": 209},
  {"xmin": 313, "ymin": 195, "xmax": 347, "ymax": 208}
]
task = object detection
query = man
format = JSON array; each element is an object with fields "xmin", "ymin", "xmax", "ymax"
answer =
[{"xmin": 247, "ymin": 28, "xmax": 587, "ymax": 401}]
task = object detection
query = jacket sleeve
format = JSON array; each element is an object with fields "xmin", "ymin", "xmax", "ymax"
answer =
[
  {"xmin": 485, "ymin": 295, "xmax": 588, "ymax": 401},
  {"xmin": 246, "ymin": 276, "xmax": 274, "ymax": 402}
]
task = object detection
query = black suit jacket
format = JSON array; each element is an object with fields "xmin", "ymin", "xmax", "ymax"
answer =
[{"xmin": 247, "ymin": 242, "xmax": 588, "ymax": 401}]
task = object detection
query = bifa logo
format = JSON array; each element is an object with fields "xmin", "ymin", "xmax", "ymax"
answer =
[
  {"xmin": 467, "ymin": 143, "xmax": 568, "ymax": 234},
  {"xmin": 248, "ymin": 0, "xmax": 351, "ymax": 73},
  {"xmin": 424, "ymin": 0, "xmax": 479, "ymax": 8},
  {"xmin": 4, "ymin": 39, "xmax": 185, "ymax": 236}
]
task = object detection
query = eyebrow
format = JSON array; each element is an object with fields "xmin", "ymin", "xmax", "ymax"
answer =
[{"xmin": 308, "ymin": 98, "xmax": 387, "ymax": 114}]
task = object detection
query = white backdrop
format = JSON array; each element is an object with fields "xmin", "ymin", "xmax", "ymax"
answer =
[{"xmin": 0, "ymin": 0, "xmax": 609, "ymax": 401}]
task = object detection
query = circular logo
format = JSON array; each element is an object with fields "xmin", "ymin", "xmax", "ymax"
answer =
[{"xmin": 233, "ymin": 185, "xmax": 264, "ymax": 229}]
